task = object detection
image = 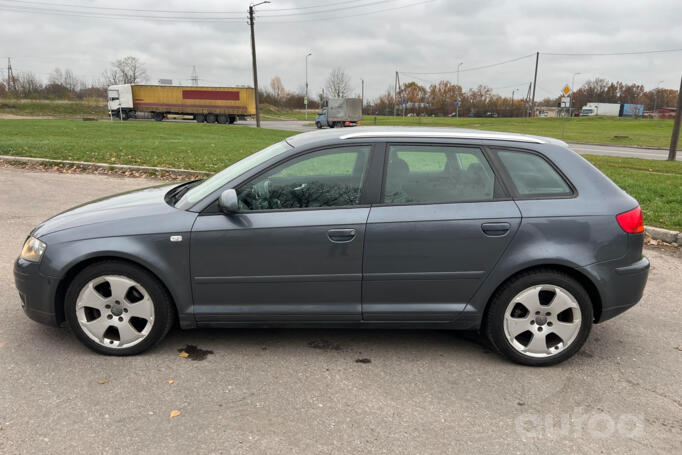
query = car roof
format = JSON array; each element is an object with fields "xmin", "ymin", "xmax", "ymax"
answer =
[{"xmin": 285, "ymin": 126, "xmax": 568, "ymax": 148}]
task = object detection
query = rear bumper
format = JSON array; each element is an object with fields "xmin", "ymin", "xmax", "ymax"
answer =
[
  {"xmin": 14, "ymin": 258, "xmax": 60, "ymax": 327},
  {"xmin": 583, "ymin": 256, "xmax": 650, "ymax": 322}
]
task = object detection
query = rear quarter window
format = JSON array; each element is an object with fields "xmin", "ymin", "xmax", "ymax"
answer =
[{"xmin": 495, "ymin": 150, "xmax": 573, "ymax": 197}]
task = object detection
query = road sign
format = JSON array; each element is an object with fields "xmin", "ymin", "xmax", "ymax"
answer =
[
  {"xmin": 561, "ymin": 97, "xmax": 571, "ymax": 108},
  {"xmin": 304, "ymin": 96, "xmax": 308, "ymax": 105},
  {"xmin": 562, "ymin": 85, "xmax": 572, "ymax": 96},
  {"xmin": 402, "ymin": 98, "xmax": 407, "ymax": 104},
  {"xmin": 456, "ymin": 101, "xmax": 461, "ymax": 107}
]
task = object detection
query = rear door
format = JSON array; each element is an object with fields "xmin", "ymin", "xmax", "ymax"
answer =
[{"xmin": 362, "ymin": 143, "xmax": 521, "ymax": 321}]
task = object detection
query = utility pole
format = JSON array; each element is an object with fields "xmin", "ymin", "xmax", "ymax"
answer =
[
  {"xmin": 305, "ymin": 52, "xmax": 311, "ymax": 120},
  {"xmin": 511, "ymin": 89, "xmax": 516, "ymax": 117},
  {"xmin": 190, "ymin": 66, "xmax": 199, "ymax": 86},
  {"xmin": 248, "ymin": 2, "xmax": 270, "ymax": 128},
  {"xmin": 668, "ymin": 74, "xmax": 682, "ymax": 161},
  {"xmin": 361, "ymin": 78, "xmax": 364, "ymax": 114},
  {"xmin": 7, "ymin": 57, "xmax": 15, "ymax": 92},
  {"xmin": 394, "ymin": 71, "xmax": 398, "ymax": 117},
  {"xmin": 653, "ymin": 79, "xmax": 664, "ymax": 113},
  {"xmin": 530, "ymin": 51, "xmax": 539, "ymax": 117},
  {"xmin": 456, "ymin": 62, "xmax": 463, "ymax": 118}
]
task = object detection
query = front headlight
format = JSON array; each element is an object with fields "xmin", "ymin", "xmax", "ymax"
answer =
[{"xmin": 21, "ymin": 236, "xmax": 46, "ymax": 263}]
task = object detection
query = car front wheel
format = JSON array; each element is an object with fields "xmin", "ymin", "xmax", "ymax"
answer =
[
  {"xmin": 485, "ymin": 269, "xmax": 593, "ymax": 366},
  {"xmin": 64, "ymin": 261, "xmax": 175, "ymax": 355}
]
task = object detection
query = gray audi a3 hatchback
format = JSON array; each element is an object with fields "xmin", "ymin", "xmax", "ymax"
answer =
[{"xmin": 14, "ymin": 127, "xmax": 650, "ymax": 365}]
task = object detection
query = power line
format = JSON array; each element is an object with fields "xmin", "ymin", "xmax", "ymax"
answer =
[
  {"xmin": 0, "ymin": 0, "xmax": 430, "ymax": 23},
  {"xmin": 0, "ymin": 0, "xmax": 399, "ymax": 17},
  {"xmin": 542, "ymin": 48, "xmax": 682, "ymax": 56},
  {"xmin": 402, "ymin": 53, "xmax": 536, "ymax": 75},
  {"xmin": 258, "ymin": 0, "xmax": 435, "ymax": 24}
]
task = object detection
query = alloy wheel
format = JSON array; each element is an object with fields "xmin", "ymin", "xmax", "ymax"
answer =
[
  {"xmin": 503, "ymin": 284, "xmax": 582, "ymax": 358},
  {"xmin": 75, "ymin": 275, "xmax": 155, "ymax": 349}
]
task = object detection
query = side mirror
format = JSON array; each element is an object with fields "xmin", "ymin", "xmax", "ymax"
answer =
[{"xmin": 218, "ymin": 189, "xmax": 239, "ymax": 214}]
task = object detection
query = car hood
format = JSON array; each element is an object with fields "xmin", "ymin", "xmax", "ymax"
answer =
[{"xmin": 32, "ymin": 184, "xmax": 182, "ymax": 238}]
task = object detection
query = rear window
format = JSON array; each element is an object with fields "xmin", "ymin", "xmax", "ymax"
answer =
[{"xmin": 495, "ymin": 150, "xmax": 572, "ymax": 197}]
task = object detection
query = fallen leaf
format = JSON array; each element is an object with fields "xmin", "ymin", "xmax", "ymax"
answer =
[
  {"xmin": 168, "ymin": 379, "xmax": 175, "ymax": 384},
  {"xmin": 676, "ymin": 346, "xmax": 682, "ymax": 351},
  {"xmin": 170, "ymin": 410, "xmax": 181, "ymax": 418},
  {"xmin": 97, "ymin": 378, "xmax": 109, "ymax": 384},
  {"xmin": 178, "ymin": 351, "xmax": 190, "ymax": 358}
]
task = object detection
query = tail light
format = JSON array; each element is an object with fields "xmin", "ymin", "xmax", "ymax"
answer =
[
  {"xmin": 616, "ymin": 206, "xmax": 644, "ymax": 233},
  {"xmin": 345, "ymin": 121, "xmax": 351, "ymax": 126}
]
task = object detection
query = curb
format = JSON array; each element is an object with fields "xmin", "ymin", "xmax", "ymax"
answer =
[
  {"xmin": 0, "ymin": 155, "xmax": 211, "ymax": 178},
  {"xmin": 645, "ymin": 226, "xmax": 681, "ymax": 246},
  {"xmin": 567, "ymin": 142, "xmax": 668, "ymax": 151}
]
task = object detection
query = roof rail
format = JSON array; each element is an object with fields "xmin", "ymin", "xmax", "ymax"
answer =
[{"xmin": 339, "ymin": 131, "xmax": 545, "ymax": 144}]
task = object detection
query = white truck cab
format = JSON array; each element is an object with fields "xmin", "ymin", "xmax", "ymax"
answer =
[{"xmin": 107, "ymin": 84, "xmax": 133, "ymax": 116}]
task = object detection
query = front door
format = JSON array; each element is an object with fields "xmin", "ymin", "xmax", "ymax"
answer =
[
  {"xmin": 190, "ymin": 145, "xmax": 373, "ymax": 323},
  {"xmin": 362, "ymin": 143, "xmax": 521, "ymax": 321}
]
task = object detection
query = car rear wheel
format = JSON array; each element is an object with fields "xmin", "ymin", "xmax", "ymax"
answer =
[
  {"xmin": 206, "ymin": 113, "xmax": 217, "ymax": 123},
  {"xmin": 217, "ymin": 114, "xmax": 228, "ymax": 124},
  {"xmin": 64, "ymin": 261, "xmax": 175, "ymax": 356},
  {"xmin": 195, "ymin": 114, "xmax": 205, "ymax": 123},
  {"xmin": 485, "ymin": 269, "xmax": 593, "ymax": 366},
  {"xmin": 153, "ymin": 112, "xmax": 164, "ymax": 122}
]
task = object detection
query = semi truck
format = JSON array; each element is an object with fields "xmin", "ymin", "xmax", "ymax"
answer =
[
  {"xmin": 107, "ymin": 84, "xmax": 256, "ymax": 124},
  {"xmin": 580, "ymin": 102, "xmax": 644, "ymax": 117},
  {"xmin": 315, "ymin": 98, "xmax": 362, "ymax": 128}
]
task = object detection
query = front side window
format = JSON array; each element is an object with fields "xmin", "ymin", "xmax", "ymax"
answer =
[
  {"xmin": 237, "ymin": 146, "xmax": 371, "ymax": 211},
  {"xmin": 383, "ymin": 145, "xmax": 497, "ymax": 204},
  {"xmin": 495, "ymin": 150, "xmax": 572, "ymax": 197}
]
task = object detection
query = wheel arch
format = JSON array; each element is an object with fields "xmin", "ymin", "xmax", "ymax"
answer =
[
  {"xmin": 479, "ymin": 263, "xmax": 603, "ymax": 332},
  {"xmin": 54, "ymin": 254, "xmax": 181, "ymax": 327}
]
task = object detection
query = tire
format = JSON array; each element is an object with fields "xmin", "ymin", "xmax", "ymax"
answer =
[
  {"xmin": 316, "ymin": 121, "xmax": 322, "ymax": 129},
  {"xmin": 153, "ymin": 112, "xmax": 164, "ymax": 122},
  {"xmin": 120, "ymin": 110, "xmax": 129, "ymax": 121},
  {"xmin": 206, "ymin": 113, "xmax": 217, "ymax": 124},
  {"xmin": 64, "ymin": 260, "xmax": 175, "ymax": 356},
  {"xmin": 217, "ymin": 114, "xmax": 228, "ymax": 124},
  {"xmin": 195, "ymin": 114, "xmax": 206, "ymax": 123},
  {"xmin": 228, "ymin": 115, "xmax": 236, "ymax": 124},
  {"xmin": 485, "ymin": 269, "xmax": 593, "ymax": 366},
  {"xmin": 328, "ymin": 122, "xmax": 335, "ymax": 128}
]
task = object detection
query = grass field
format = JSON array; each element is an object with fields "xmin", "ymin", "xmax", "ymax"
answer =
[
  {"xmin": 583, "ymin": 155, "xmax": 681, "ymax": 231},
  {"xmin": 0, "ymin": 119, "xmax": 294, "ymax": 172},
  {"xmin": 0, "ymin": 118, "xmax": 679, "ymax": 230},
  {"xmin": 360, "ymin": 115, "xmax": 679, "ymax": 149},
  {"xmin": 0, "ymin": 99, "xmax": 109, "ymax": 118}
]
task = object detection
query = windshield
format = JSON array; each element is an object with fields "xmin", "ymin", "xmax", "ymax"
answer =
[{"xmin": 175, "ymin": 140, "xmax": 292, "ymax": 209}]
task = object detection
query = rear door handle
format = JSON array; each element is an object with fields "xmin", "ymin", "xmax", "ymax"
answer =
[
  {"xmin": 481, "ymin": 222, "xmax": 511, "ymax": 237},
  {"xmin": 327, "ymin": 228, "xmax": 357, "ymax": 243}
]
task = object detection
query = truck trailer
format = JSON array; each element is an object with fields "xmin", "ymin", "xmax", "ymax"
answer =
[
  {"xmin": 107, "ymin": 84, "xmax": 256, "ymax": 124},
  {"xmin": 315, "ymin": 98, "xmax": 362, "ymax": 128},
  {"xmin": 580, "ymin": 102, "xmax": 644, "ymax": 118}
]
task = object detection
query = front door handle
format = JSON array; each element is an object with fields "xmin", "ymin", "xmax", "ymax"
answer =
[
  {"xmin": 481, "ymin": 222, "xmax": 511, "ymax": 237},
  {"xmin": 327, "ymin": 228, "xmax": 357, "ymax": 243}
]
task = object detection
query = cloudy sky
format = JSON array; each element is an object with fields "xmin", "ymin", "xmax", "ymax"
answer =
[{"xmin": 1, "ymin": 0, "xmax": 681, "ymax": 100}]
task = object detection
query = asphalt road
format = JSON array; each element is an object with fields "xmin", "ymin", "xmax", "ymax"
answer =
[
  {"xmin": 1, "ymin": 166, "xmax": 680, "ymax": 454},
  {"xmin": 242, "ymin": 120, "xmax": 680, "ymax": 161}
]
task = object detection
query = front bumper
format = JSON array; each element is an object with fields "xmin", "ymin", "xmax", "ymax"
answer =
[
  {"xmin": 583, "ymin": 256, "xmax": 650, "ymax": 322},
  {"xmin": 13, "ymin": 258, "xmax": 61, "ymax": 327}
]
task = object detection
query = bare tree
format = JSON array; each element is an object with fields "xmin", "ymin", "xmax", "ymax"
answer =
[
  {"xmin": 325, "ymin": 67, "xmax": 351, "ymax": 98},
  {"xmin": 114, "ymin": 56, "xmax": 148, "ymax": 84},
  {"xmin": 270, "ymin": 76, "xmax": 287, "ymax": 104},
  {"xmin": 101, "ymin": 67, "xmax": 121, "ymax": 86},
  {"xmin": 102, "ymin": 56, "xmax": 148, "ymax": 86}
]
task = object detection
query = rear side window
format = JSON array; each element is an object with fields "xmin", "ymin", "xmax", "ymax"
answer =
[
  {"xmin": 383, "ymin": 145, "xmax": 498, "ymax": 204},
  {"xmin": 495, "ymin": 150, "xmax": 572, "ymax": 197}
]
